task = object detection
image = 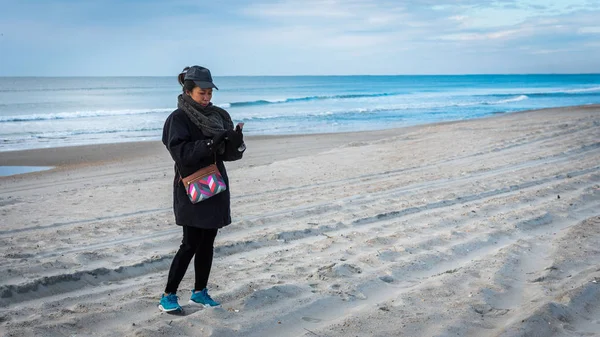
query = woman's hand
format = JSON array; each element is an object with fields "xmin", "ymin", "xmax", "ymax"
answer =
[
  {"xmin": 225, "ymin": 129, "xmax": 243, "ymax": 147},
  {"xmin": 212, "ymin": 131, "xmax": 228, "ymax": 147}
]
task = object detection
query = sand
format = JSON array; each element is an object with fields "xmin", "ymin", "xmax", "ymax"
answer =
[{"xmin": 0, "ymin": 105, "xmax": 599, "ymax": 337}]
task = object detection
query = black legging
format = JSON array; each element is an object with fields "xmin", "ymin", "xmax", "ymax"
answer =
[{"xmin": 165, "ymin": 226, "xmax": 218, "ymax": 294}]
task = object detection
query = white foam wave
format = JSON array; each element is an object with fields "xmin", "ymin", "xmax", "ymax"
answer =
[
  {"xmin": 561, "ymin": 86, "xmax": 600, "ymax": 93},
  {"xmin": 234, "ymin": 96, "xmax": 532, "ymax": 121},
  {"xmin": 235, "ymin": 108, "xmax": 380, "ymax": 121},
  {"xmin": 494, "ymin": 95, "xmax": 529, "ymax": 104},
  {"xmin": 0, "ymin": 108, "xmax": 171, "ymax": 123}
]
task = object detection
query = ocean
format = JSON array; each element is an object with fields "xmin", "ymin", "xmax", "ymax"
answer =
[{"xmin": 0, "ymin": 74, "xmax": 599, "ymax": 152}]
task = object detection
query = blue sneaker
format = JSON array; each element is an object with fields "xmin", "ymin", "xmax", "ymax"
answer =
[
  {"xmin": 158, "ymin": 293, "xmax": 182, "ymax": 313},
  {"xmin": 189, "ymin": 288, "xmax": 220, "ymax": 307}
]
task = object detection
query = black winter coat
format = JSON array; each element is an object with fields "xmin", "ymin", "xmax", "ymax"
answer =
[{"xmin": 162, "ymin": 108, "xmax": 243, "ymax": 229}]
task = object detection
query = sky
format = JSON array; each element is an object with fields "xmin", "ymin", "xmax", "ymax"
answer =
[{"xmin": 0, "ymin": 0, "xmax": 599, "ymax": 76}]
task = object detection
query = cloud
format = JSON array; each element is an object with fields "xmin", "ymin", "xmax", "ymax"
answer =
[
  {"xmin": 579, "ymin": 27, "xmax": 600, "ymax": 34},
  {"xmin": 243, "ymin": 0, "xmax": 355, "ymax": 18},
  {"xmin": 0, "ymin": 0, "xmax": 599, "ymax": 75},
  {"xmin": 437, "ymin": 29, "xmax": 522, "ymax": 41}
]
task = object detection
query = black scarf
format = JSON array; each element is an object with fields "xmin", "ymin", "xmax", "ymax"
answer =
[{"xmin": 177, "ymin": 94, "xmax": 234, "ymax": 138}]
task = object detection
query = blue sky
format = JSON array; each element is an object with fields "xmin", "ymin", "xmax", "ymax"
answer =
[{"xmin": 1, "ymin": 0, "xmax": 599, "ymax": 76}]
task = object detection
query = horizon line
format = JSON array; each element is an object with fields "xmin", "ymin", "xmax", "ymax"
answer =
[{"xmin": 1, "ymin": 73, "xmax": 600, "ymax": 78}]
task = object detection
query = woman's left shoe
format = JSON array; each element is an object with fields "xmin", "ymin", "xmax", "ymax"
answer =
[{"xmin": 189, "ymin": 288, "xmax": 220, "ymax": 307}]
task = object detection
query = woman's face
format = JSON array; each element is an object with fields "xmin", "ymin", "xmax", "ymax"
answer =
[{"xmin": 187, "ymin": 87, "xmax": 213, "ymax": 106}]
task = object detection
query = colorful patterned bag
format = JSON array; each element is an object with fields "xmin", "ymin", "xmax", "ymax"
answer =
[{"xmin": 180, "ymin": 163, "xmax": 227, "ymax": 204}]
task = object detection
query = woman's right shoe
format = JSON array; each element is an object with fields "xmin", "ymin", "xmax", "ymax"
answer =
[{"xmin": 158, "ymin": 293, "xmax": 183, "ymax": 312}]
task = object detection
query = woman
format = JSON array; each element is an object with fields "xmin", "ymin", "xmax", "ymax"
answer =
[{"xmin": 159, "ymin": 65, "xmax": 245, "ymax": 312}]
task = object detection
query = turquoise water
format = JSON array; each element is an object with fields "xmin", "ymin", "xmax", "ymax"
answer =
[{"xmin": 0, "ymin": 75, "xmax": 599, "ymax": 151}]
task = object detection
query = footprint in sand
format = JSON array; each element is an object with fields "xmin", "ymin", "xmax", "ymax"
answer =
[{"xmin": 302, "ymin": 316, "xmax": 322, "ymax": 323}]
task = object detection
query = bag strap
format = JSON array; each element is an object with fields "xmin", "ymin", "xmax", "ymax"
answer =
[{"xmin": 176, "ymin": 153, "xmax": 217, "ymax": 184}]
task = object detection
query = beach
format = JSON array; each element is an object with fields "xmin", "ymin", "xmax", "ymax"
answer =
[{"xmin": 1, "ymin": 105, "xmax": 599, "ymax": 336}]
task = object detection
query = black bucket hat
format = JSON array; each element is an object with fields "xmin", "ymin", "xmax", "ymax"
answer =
[{"xmin": 184, "ymin": 65, "xmax": 218, "ymax": 90}]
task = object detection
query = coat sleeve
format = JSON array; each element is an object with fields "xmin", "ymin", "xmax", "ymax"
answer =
[{"xmin": 162, "ymin": 113, "xmax": 213, "ymax": 167}]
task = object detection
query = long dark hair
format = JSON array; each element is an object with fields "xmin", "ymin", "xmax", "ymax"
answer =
[{"xmin": 178, "ymin": 67, "xmax": 196, "ymax": 94}]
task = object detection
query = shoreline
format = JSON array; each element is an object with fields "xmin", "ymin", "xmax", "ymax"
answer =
[{"xmin": 2, "ymin": 104, "xmax": 598, "ymax": 169}]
